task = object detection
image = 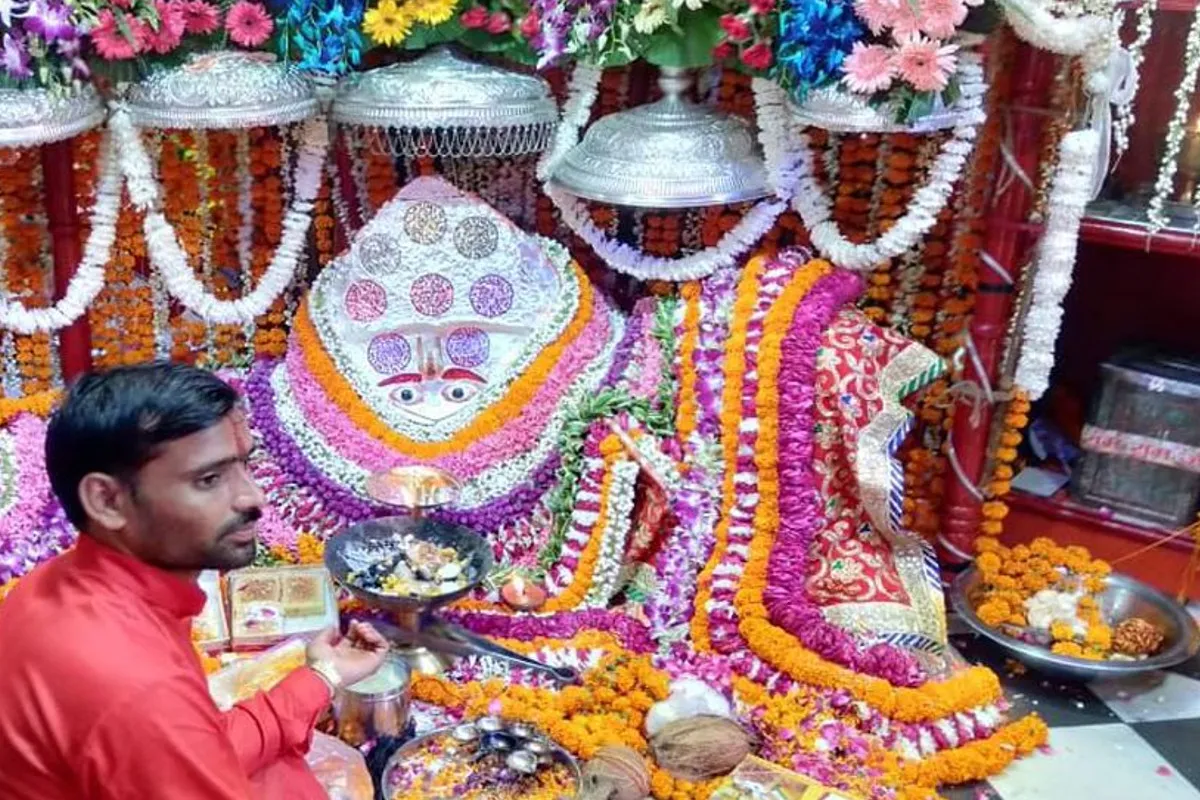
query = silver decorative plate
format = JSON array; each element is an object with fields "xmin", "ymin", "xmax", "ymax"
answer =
[
  {"xmin": 790, "ymin": 86, "xmax": 969, "ymax": 134},
  {"xmin": 549, "ymin": 68, "xmax": 770, "ymax": 209},
  {"xmin": 123, "ymin": 51, "xmax": 318, "ymax": 130},
  {"xmin": 331, "ymin": 47, "xmax": 556, "ymax": 157},
  {"xmin": 0, "ymin": 86, "xmax": 106, "ymax": 148}
]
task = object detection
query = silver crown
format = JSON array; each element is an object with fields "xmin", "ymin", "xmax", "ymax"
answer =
[
  {"xmin": 548, "ymin": 67, "xmax": 770, "ymax": 209},
  {"xmin": 331, "ymin": 47, "xmax": 557, "ymax": 158},
  {"xmin": 0, "ymin": 86, "xmax": 105, "ymax": 148},
  {"xmin": 123, "ymin": 51, "xmax": 318, "ymax": 130}
]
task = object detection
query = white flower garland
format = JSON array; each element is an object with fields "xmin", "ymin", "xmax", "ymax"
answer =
[
  {"xmin": 997, "ymin": 0, "xmax": 1115, "ymax": 87},
  {"xmin": 110, "ymin": 107, "xmax": 330, "ymax": 326},
  {"xmin": 1113, "ymin": 0, "xmax": 1158, "ymax": 160},
  {"xmin": 0, "ymin": 131, "xmax": 122, "ymax": 335},
  {"xmin": 1012, "ymin": 130, "xmax": 1099, "ymax": 400},
  {"xmin": 583, "ymin": 458, "xmax": 639, "ymax": 607},
  {"xmin": 539, "ymin": 68, "xmax": 799, "ymax": 281},
  {"xmin": 1148, "ymin": 4, "xmax": 1200, "ymax": 233},
  {"xmin": 778, "ymin": 56, "xmax": 986, "ymax": 271}
]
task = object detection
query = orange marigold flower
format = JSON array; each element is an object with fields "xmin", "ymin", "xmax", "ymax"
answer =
[
  {"xmin": 1049, "ymin": 621, "xmax": 1076, "ymax": 642},
  {"xmin": 1050, "ymin": 641, "xmax": 1084, "ymax": 657}
]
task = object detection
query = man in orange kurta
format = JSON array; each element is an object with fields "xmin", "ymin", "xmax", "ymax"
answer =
[{"xmin": 0, "ymin": 363, "xmax": 387, "ymax": 798}]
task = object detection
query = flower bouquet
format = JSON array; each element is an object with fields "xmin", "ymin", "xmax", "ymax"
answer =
[
  {"xmin": 1, "ymin": 0, "xmax": 90, "ymax": 91},
  {"xmin": 708, "ymin": 0, "xmax": 995, "ymax": 126}
]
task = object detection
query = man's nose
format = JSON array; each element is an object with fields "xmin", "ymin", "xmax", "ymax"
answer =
[{"xmin": 233, "ymin": 465, "xmax": 266, "ymax": 511}]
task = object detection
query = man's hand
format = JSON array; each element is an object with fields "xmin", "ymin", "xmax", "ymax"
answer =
[{"xmin": 306, "ymin": 621, "xmax": 390, "ymax": 688}]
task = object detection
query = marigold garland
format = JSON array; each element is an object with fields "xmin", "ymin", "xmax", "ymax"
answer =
[
  {"xmin": 293, "ymin": 262, "xmax": 595, "ymax": 459},
  {"xmin": 732, "ymin": 259, "xmax": 1005, "ymax": 723},
  {"xmin": 0, "ymin": 390, "xmax": 60, "ymax": 423},
  {"xmin": 675, "ymin": 281, "xmax": 701, "ymax": 442}
]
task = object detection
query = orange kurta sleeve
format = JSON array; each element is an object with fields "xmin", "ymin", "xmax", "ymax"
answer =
[{"xmin": 220, "ymin": 666, "xmax": 332, "ymax": 775}]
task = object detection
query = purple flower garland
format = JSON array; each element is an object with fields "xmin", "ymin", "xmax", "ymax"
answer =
[{"xmin": 762, "ymin": 269, "xmax": 926, "ymax": 688}]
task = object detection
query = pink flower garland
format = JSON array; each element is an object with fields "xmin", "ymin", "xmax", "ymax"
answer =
[{"xmin": 762, "ymin": 268, "xmax": 927, "ymax": 687}]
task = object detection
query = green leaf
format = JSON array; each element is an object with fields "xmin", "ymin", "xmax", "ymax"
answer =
[
  {"xmin": 903, "ymin": 91, "xmax": 936, "ymax": 125},
  {"xmin": 942, "ymin": 76, "xmax": 961, "ymax": 108},
  {"xmin": 642, "ymin": 6, "xmax": 721, "ymax": 69}
]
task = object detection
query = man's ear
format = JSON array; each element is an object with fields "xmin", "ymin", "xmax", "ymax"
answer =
[{"xmin": 78, "ymin": 473, "xmax": 130, "ymax": 534}]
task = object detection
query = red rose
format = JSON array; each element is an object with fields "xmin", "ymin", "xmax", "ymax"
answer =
[
  {"xmin": 740, "ymin": 41, "xmax": 773, "ymax": 70},
  {"xmin": 712, "ymin": 41, "xmax": 734, "ymax": 61},
  {"xmin": 460, "ymin": 6, "xmax": 489, "ymax": 28},
  {"xmin": 718, "ymin": 14, "xmax": 751, "ymax": 43},
  {"xmin": 519, "ymin": 12, "xmax": 540, "ymax": 37},
  {"xmin": 748, "ymin": 0, "xmax": 775, "ymax": 14},
  {"xmin": 486, "ymin": 10, "xmax": 512, "ymax": 33}
]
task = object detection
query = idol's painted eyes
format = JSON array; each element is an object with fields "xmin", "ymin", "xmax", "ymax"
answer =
[
  {"xmin": 392, "ymin": 384, "xmax": 424, "ymax": 405},
  {"xmin": 442, "ymin": 383, "xmax": 479, "ymax": 403}
]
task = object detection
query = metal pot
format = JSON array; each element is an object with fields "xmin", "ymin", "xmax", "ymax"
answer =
[{"xmin": 333, "ymin": 655, "xmax": 411, "ymax": 746}]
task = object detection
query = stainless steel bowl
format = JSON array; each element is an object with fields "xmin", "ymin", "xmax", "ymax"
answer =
[
  {"xmin": 333, "ymin": 655, "xmax": 412, "ymax": 746},
  {"xmin": 382, "ymin": 721, "xmax": 581, "ymax": 797},
  {"xmin": 950, "ymin": 566, "xmax": 1199, "ymax": 682},
  {"xmin": 324, "ymin": 516, "xmax": 493, "ymax": 614}
]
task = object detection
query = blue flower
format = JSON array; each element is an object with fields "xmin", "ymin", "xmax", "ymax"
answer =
[{"xmin": 773, "ymin": 0, "xmax": 866, "ymax": 99}]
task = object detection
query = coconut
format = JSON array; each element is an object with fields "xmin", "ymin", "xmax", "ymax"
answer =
[
  {"xmin": 577, "ymin": 745, "xmax": 651, "ymax": 800},
  {"xmin": 649, "ymin": 715, "xmax": 752, "ymax": 782}
]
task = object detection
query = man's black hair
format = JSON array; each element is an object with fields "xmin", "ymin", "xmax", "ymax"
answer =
[{"xmin": 45, "ymin": 361, "xmax": 240, "ymax": 531}]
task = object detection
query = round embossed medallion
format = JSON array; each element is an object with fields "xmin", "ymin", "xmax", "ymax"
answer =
[
  {"xmin": 468, "ymin": 274, "xmax": 514, "ymax": 318},
  {"xmin": 410, "ymin": 273, "xmax": 454, "ymax": 317},
  {"xmin": 445, "ymin": 327, "xmax": 489, "ymax": 368},
  {"xmin": 367, "ymin": 333, "xmax": 412, "ymax": 374},
  {"xmin": 403, "ymin": 202, "xmax": 448, "ymax": 244},
  {"xmin": 345, "ymin": 280, "xmax": 388, "ymax": 322},
  {"xmin": 358, "ymin": 234, "xmax": 400, "ymax": 276},
  {"xmin": 453, "ymin": 216, "xmax": 499, "ymax": 259}
]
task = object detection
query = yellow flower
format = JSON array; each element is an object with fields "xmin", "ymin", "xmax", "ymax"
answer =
[
  {"xmin": 364, "ymin": 0, "xmax": 413, "ymax": 46},
  {"xmin": 407, "ymin": 0, "xmax": 457, "ymax": 25},
  {"xmin": 1050, "ymin": 641, "xmax": 1084, "ymax": 657},
  {"xmin": 1086, "ymin": 624, "xmax": 1113, "ymax": 650},
  {"xmin": 1049, "ymin": 621, "xmax": 1075, "ymax": 642}
]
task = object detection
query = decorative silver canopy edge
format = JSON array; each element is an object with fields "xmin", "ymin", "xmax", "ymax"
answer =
[
  {"xmin": 331, "ymin": 47, "xmax": 558, "ymax": 157},
  {"xmin": 123, "ymin": 51, "xmax": 319, "ymax": 131},
  {"xmin": 548, "ymin": 68, "xmax": 771, "ymax": 209},
  {"xmin": 0, "ymin": 86, "xmax": 106, "ymax": 148},
  {"xmin": 344, "ymin": 123, "xmax": 555, "ymax": 159}
]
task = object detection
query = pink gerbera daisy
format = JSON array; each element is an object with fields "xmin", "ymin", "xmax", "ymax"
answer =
[
  {"xmin": 182, "ymin": 0, "xmax": 221, "ymax": 34},
  {"xmin": 889, "ymin": 1, "xmax": 923, "ymax": 37},
  {"xmin": 852, "ymin": 0, "xmax": 899, "ymax": 34},
  {"xmin": 842, "ymin": 42, "xmax": 896, "ymax": 93},
  {"xmin": 918, "ymin": 0, "xmax": 968, "ymax": 38},
  {"xmin": 90, "ymin": 10, "xmax": 148, "ymax": 60},
  {"xmin": 145, "ymin": 0, "xmax": 187, "ymax": 54},
  {"xmin": 893, "ymin": 35, "xmax": 958, "ymax": 92},
  {"xmin": 224, "ymin": 1, "xmax": 274, "ymax": 47}
]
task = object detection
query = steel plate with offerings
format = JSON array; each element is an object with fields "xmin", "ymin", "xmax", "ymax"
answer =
[
  {"xmin": 325, "ymin": 516, "xmax": 578, "ymax": 683},
  {"xmin": 951, "ymin": 566, "xmax": 1200, "ymax": 681},
  {"xmin": 382, "ymin": 718, "xmax": 580, "ymax": 800}
]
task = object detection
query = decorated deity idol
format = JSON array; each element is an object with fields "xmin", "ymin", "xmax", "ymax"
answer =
[{"xmin": 0, "ymin": 178, "xmax": 1041, "ymax": 798}]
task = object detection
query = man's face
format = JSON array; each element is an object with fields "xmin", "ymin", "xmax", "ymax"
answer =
[{"xmin": 119, "ymin": 411, "xmax": 265, "ymax": 573}]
